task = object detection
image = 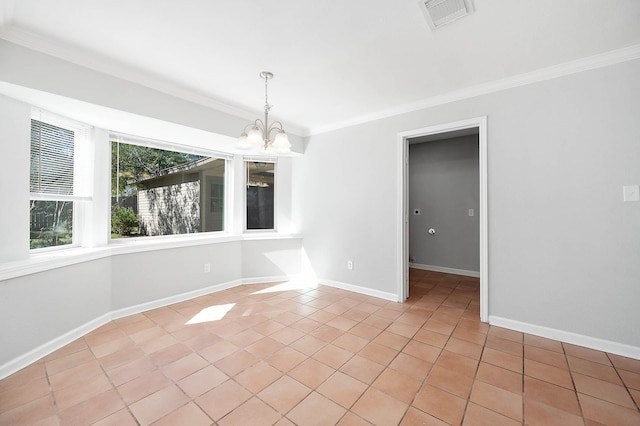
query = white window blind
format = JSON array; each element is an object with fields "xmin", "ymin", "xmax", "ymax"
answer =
[{"xmin": 30, "ymin": 119, "xmax": 75, "ymax": 195}]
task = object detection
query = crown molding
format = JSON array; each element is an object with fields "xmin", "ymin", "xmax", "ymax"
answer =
[
  {"xmin": 306, "ymin": 43, "xmax": 640, "ymax": 136},
  {"xmin": 2, "ymin": 24, "xmax": 638, "ymax": 139},
  {"xmin": 0, "ymin": 26, "xmax": 306, "ymax": 136}
]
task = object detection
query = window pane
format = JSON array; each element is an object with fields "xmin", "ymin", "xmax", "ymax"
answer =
[
  {"xmin": 30, "ymin": 200, "xmax": 73, "ymax": 249},
  {"xmin": 246, "ymin": 161, "xmax": 275, "ymax": 230},
  {"xmin": 111, "ymin": 141, "xmax": 225, "ymax": 237},
  {"xmin": 30, "ymin": 119, "xmax": 75, "ymax": 195}
]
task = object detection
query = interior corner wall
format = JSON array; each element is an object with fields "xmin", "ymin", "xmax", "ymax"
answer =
[
  {"xmin": 0, "ymin": 95, "xmax": 30, "ymax": 263},
  {"xmin": 300, "ymin": 58, "xmax": 640, "ymax": 351},
  {"xmin": 0, "ymin": 259, "xmax": 112, "ymax": 368},
  {"xmin": 0, "ymin": 237, "xmax": 303, "ymax": 375},
  {"xmin": 0, "ymin": 42, "xmax": 306, "ymax": 374},
  {"xmin": 408, "ymin": 136, "xmax": 480, "ymax": 273}
]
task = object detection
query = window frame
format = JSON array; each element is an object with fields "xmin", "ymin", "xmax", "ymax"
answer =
[
  {"xmin": 244, "ymin": 156, "xmax": 278, "ymax": 232},
  {"xmin": 108, "ymin": 132, "xmax": 232, "ymax": 241},
  {"xmin": 29, "ymin": 110, "xmax": 92, "ymax": 252}
]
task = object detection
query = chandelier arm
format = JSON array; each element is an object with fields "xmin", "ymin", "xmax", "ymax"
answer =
[
  {"xmin": 266, "ymin": 121, "xmax": 285, "ymax": 136},
  {"xmin": 253, "ymin": 119, "xmax": 265, "ymax": 130}
]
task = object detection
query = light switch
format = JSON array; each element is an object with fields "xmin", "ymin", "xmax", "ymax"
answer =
[
  {"xmin": 623, "ymin": 185, "xmax": 640, "ymax": 202},
  {"xmin": 468, "ymin": 209, "xmax": 474, "ymax": 217}
]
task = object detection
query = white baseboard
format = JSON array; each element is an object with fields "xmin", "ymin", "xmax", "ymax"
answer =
[
  {"xmin": 2, "ymin": 275, "xmax": 392, "ymax": 379},
  {"xmin": 0, "ymin": 312, "xmax": 112, "ymax": 381},
  {"xmin": 410, "ymin": 263, "xmax": 480, "ymax": 278},
  {"xmin": 0, "ymin": 279, "xmax": 243, "ymax": 380},
  {"xmin": 490, "ymin": 316, "xmax": 640, "ymax": 360},
  {"xmin": 240, "ymin": 275, "xmax": 292, "ymax": 286},
  {"xmin": 109, "ymin": 280, "xmax": 243, "ymax": 322},
  {"xmin": 320, "ymin": 279, "xmax": 398, "ymax": 302}
]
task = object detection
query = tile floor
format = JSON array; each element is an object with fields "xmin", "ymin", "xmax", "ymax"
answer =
[{"xmin": 1, "ymin": 269, "xmax": 639, "ymax": 425}]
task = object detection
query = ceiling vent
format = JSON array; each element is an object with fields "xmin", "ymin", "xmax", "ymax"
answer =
[{"xmin": 418, "ymin": 0, "xmax": 474, "ymax": 30}]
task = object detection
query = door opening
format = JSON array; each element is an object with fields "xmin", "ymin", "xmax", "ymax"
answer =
[{"xmin": 397, "ymin": 117, "xmax": 488, "ymax": 322}]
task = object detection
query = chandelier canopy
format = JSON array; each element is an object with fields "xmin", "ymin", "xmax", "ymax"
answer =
[{"xmin": 237, "ymin": 71, "xmax": 291, "ymax": 154}]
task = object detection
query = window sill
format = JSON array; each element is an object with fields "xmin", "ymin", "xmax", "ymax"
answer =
[{"xmin": 0, "ymin": 232, "xmax": 302, "ymax": 281}]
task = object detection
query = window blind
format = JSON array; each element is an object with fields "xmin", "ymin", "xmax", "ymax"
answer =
[{"xmin": 30, "ymin": 119, "xmax": 75, "ymax": 195}]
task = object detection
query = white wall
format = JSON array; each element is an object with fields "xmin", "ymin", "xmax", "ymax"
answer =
[
  {"xmin": 0, "ymin": 95, "xmax": 30, "ymax": 262},
  {"xmin": 300, "ymin": 58, "xmax": 640, "ymax": 351}
]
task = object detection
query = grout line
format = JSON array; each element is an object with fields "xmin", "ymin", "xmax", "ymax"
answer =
[{"xmin": 6, "ymin": 271, "xmax": 638, "ymax": 424}]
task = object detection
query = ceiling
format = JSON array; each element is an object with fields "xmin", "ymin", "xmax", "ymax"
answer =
[{"xmin": 1, "ymin": 0, "xmax": 639, "ymax": 136}]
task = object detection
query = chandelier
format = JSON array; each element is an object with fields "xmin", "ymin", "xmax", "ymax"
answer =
[{"xmin": 237, "ymin": 71, "xmax": 291, "ymax": 154}]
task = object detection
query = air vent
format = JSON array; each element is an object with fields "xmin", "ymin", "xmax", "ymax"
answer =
[{"xmin": 418, "ymin": 0, "xmax": 474, "ymax": 30}]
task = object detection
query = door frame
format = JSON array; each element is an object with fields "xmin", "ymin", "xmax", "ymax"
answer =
[{"xmin": 396, "ymin": 116, "xmax": 488, "ymax": 322}]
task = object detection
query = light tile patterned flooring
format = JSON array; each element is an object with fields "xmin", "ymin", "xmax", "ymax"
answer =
[{"xmin": 1, "ymin": 269, "xmax": 640, "ymax": 425}]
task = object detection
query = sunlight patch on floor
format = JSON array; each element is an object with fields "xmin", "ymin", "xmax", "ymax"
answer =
[
  {"xmin": 250, "ymin": 279, "xmax": 318, "ymax": 295},
  {"xmin": 186, "ymin": 303, "xmax": 235, "ymax": 324}
]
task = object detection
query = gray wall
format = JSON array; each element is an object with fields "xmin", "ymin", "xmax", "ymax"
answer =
[
  {"xmin": 1, "ymin": 38, "xmax": 640, "ymax": 370},
  {"xmin": 409, "ymin": 136, "xmax": 479, "ymax": 273},
  {"xmin": 299, "ymin": 58, "xmax": 640, "ymax": 349},
  {"xmin": 0, "ymin": 40, "xmax": 306, "ymax": 374},
  {"xmin": 1, "ymin": 238, "xmax": 302, "ymax": 372},
  {"xmin": 0, "ymin": 259, "xmax": 112, "ymax": 367}
]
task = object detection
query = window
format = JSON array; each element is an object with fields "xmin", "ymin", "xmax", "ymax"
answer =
[
  {"xmin": 246, "ymin": 160, "xmax": 275, "ymax": 230},
  {"xmin": 111, "ymin": 138, "xmax": 227, "ymax": 238},
  {"xmin": 29, "ymin": 118, "xmax": 79, "ymax": 249}
]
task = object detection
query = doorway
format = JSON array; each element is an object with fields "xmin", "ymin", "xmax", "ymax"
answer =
[{"xmin": 397, "ymin": 117, "xmax": 488, "ymax": 322}]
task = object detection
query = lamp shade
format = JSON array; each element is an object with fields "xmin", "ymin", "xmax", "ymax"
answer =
[
  {"xmin": 247, "ymin": 126, "xmax": 264, "ymax": 146},
  {"xmin": 236, "ymin": 132, "xmax": 251, "ymax": 150},
  {"xmin": 272, "ymin": 131, "xmax": 291, "ymax": 154}
]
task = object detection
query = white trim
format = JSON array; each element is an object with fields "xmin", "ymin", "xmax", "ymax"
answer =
[
  {"xmin": 0, "ymin": 27, "xmax": 305, "ymax": 137},
  {"xmin": 410, "ymin": 263, "xmax": 480, "ymax": 278},
  {"xmin": 240, "ymin": 275, "xmax": 293, "ymax": 285},
  {"xmin": 110, "ymin": 131, "xmax": 233, "ymax": 160},
  {"xmin": 28, "ymin": 193, "xmax": 92, "ymax": 202},
  {"xmin": 490, "ymin": 316, "xmax": 640, "ymax": 361},
  {"xmin": 0, "ymin": 274, "xmax": 386, "ymax": 379},
  {"xmin": 320, "ymin": 279, "xmax": 398, "ymax": 302},
  {"xmin": 0, "ymin": 278, "xmax": 243, "ymax": 380},
  {"xmin": 478, "ymin": 116, "xmax": 489, "ymax": 322},
  {"xmin": 0, "ymin": 312, "xmax": 112, "ymax": 382},
  {"xmin": 3, "ymin": 26, "xmax": 638, "ymax": 138},
  {"xmin": 397, "ymin": 116, "xmax": 488, "ymax": 321},
  {"xmin": 0, "ymin": 233, "xmax": 303, "ymax": 281},
  {"xmin": 109, "ymin": 280, "xmax": 242, "ymax": 322},
  {"xmin": 308, "ymin": 44, "xmax": 640, "ymax": 136}
]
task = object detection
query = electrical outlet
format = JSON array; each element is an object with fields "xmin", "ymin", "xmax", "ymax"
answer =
[
  {"xmin": 623, "ymin": 185, "xmax": 639, "ymax": 202},
  {"xmin": 203, "ymin": 263, "xmax": 211, "ymax": 273},
  {"xmin": 347, "ymin": 260, "xmax": 353, "ymax": 270}
]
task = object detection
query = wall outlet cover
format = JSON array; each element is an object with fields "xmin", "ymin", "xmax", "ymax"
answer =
[{"xmin": 623, "ymin": 185, "xmax": 639, "ymax": 202}]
